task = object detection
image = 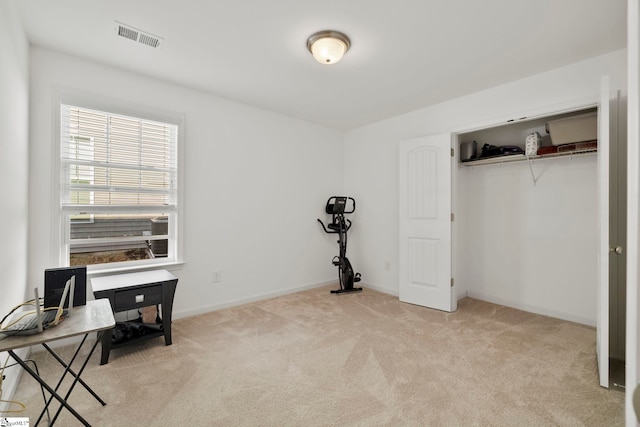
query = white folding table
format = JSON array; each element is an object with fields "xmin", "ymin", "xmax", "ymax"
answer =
[{"xmin": 0, "ymin": 298, "xmax": 115, "ymax": 426}]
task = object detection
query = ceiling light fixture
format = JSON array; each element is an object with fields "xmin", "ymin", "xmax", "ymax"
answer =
[{"xmin": 306, "ymin": 30, "xmax": 350, "ymax": 65}]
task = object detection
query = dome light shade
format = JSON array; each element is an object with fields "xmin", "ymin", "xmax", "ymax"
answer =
[{"xmin": 307, "ymin": 30, "xmax": 350, "ymax": 65}]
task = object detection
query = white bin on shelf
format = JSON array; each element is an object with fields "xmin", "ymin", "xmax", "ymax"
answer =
[{"xmin": 546, "ymin": 112, "xmax": 597, "ymax": 146}]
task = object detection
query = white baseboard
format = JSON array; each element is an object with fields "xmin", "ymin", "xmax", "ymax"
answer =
[
  {"xmin": 362, "ymin": 282, "xmax": 399, "ymax": 297},
  {"xmin": 466, "ymin": 291, "xmax": 595, "ymax": 327},
  {"xmin": 361, "ymin": 283, "xmax": 469, "ymax": 302},
  {"xmin": 173, "ymin": 280, "xmax": 334, "ymax": 319}
]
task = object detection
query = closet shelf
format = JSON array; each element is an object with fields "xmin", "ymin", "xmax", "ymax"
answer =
[{"xmin": 460, "ymin": 147, "xmax": 597, "ymax": 167}]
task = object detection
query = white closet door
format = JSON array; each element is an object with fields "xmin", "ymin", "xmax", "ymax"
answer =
[
  {"xmin": 399, "ymin": 134, "xmax": 453, "ymax": 312},
  {"xmin": 597, "ymin": 75, "xmax": 611, "ymax": 388}
]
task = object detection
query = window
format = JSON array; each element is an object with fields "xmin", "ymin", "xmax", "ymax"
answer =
[{"xmin": 60, "ymin": 104, "xmax": 179, "ymax": 269}]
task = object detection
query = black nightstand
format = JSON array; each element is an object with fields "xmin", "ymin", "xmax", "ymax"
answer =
[{"xmin": 91, "ymin": 270, "xmax": 178, "ymax": 365}]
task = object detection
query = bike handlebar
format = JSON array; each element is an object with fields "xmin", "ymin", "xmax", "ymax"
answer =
[{"xmin": 317, "ymin": 218, "xmax": 351, "ymax": 234}]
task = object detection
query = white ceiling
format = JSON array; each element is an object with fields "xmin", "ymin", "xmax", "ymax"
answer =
[{"xmin": 13, "ymin": 0, "xmax": 626, "ymax": 130}]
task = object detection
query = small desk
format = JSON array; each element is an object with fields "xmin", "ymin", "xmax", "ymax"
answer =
[
  {"xmin": 91, "ymin": 270, "xmax": 178, "ymax": 365},
  {"xmin": 0, "ymin": 298, "xmax": 115, "ymax": 426}
]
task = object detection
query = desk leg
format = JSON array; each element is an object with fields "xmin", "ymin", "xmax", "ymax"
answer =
[
  {"xmin": 47, "ymin": 334, "xmax": 104, "ymax": 426},
  {"xmin": 8, "ymin": 349, "xmax": 91, "ymax": 427},
  {"xmin": 100, "ymin": 326, "xmax": 112, "ymax": 365},
  {"xmin": 162, "ymin": 299, "xmax": 174, "ymax": 346},
  {"xmin": 43, "ymin": 338, "xmax": 107, "ymax": 405}
]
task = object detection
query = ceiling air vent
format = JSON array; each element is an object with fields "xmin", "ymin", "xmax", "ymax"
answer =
[{"xmin": 114, "ymin": 21, "xmax": 163, "ymax": 49}]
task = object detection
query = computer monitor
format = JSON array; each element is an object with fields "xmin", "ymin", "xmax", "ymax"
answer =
[{"xmin": 44, "ymin": 266, "xmax": 87, "ymax": 308}]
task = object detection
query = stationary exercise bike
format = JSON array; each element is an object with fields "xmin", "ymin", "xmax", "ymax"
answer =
[{"xmin": 317, "ymin": 196, "xmax": 362, "ymax": 294}]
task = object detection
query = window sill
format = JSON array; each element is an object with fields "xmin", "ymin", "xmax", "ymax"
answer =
[{"xmin": 87, "ymin": 260, "xmax": 185, "ymax": 279}]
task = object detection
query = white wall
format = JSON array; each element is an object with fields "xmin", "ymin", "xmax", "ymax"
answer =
[
  {"xmin": 344, "ymin": 49, "xmax": 627, "ymax": 325},
  {"xmin": 28, "ymin": 47, "xmax": 344, "ymax": 318},
  {"xmin": 458, "ymin": 154, "xmax": 598, "ymax": 324},
  {"xmin": 0, "ymin": 0, "xmax": 29, "ymax": 412}
]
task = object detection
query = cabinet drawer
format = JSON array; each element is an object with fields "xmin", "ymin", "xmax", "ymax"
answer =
[{"xmin": 114, "ymin": 285, "xmax": 162, "ymax": 311}]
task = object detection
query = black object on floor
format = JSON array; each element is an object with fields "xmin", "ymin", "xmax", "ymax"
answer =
[{"xmin": 318, "ymin": 196, "xmax": 363, "ymax": 294}]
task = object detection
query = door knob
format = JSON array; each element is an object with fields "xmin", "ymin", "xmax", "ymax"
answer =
[{"xmin": 610, "ymin": 246, "xmax": 623, "ymax": 254}]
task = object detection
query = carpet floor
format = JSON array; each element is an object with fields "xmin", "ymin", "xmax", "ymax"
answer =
[{"xmin": 9, "ymin": 286, "xmax": 624, "ymax": 426}]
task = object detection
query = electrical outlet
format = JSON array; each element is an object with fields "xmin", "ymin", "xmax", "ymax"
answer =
[{"xmin": 213, "ymin": 271, "xmax": 222, "ymax": 283}]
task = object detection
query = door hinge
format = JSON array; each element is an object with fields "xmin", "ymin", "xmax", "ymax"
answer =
[
  {"xmin": 451, "ymin": 148, "xmax": 454, "ymax": 157},
  {"xmin": 451, "ymin": 212, "xmax": 455, "ymax": 222},
  {"xmin": 451, "ymin": 278, "xmax": 454, "ymax": 287}
]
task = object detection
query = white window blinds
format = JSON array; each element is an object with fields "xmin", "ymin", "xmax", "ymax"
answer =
[{"xmin": 60, "ymin": 105, "xmax": 178, "ymax": 214}]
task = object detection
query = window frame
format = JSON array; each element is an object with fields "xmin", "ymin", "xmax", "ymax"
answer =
[{"xmin": 54, "ymin": 89, "xmax": 184, "ymax": 273}]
